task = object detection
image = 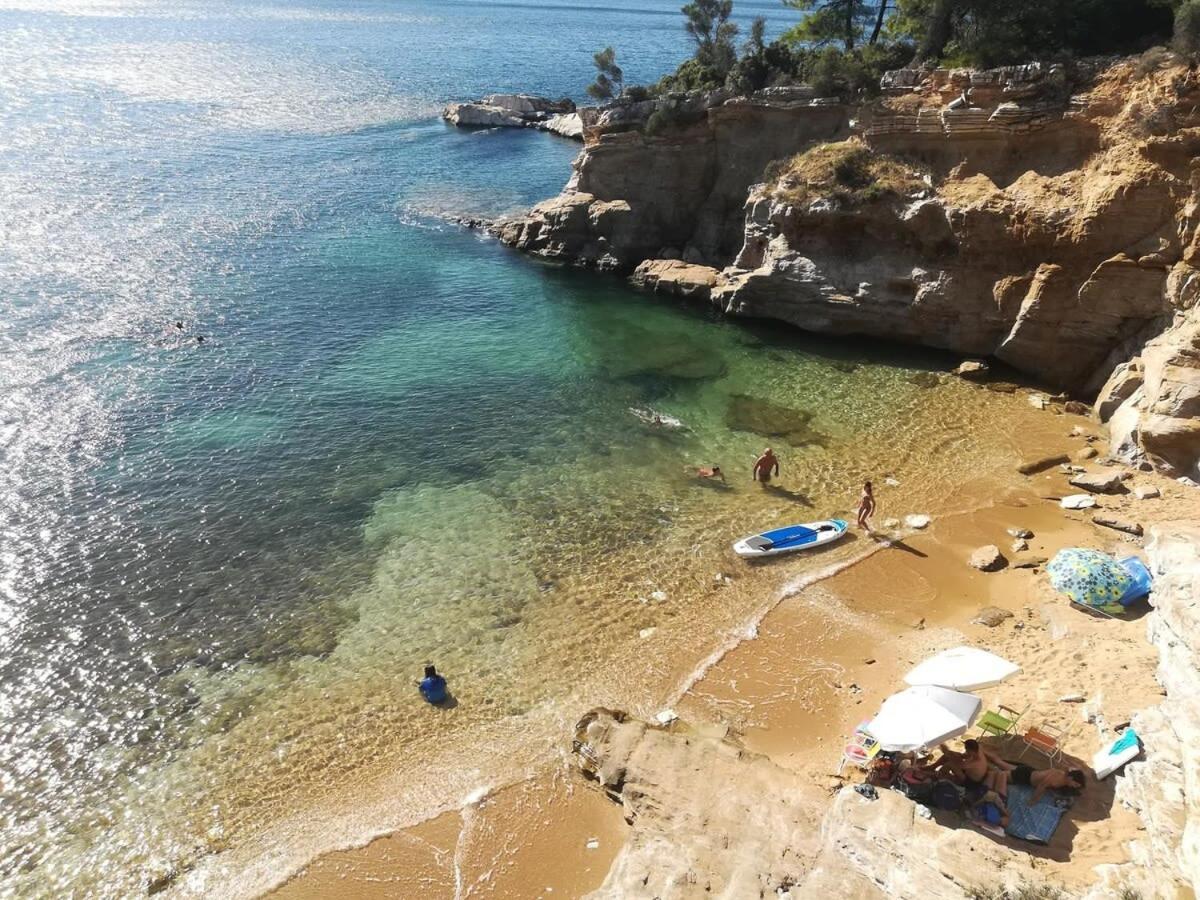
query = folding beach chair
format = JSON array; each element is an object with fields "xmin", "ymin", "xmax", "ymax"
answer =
[
  {"xmin": 839, "ymin": 725, "xmax": 881, "ymax": 775},
  {"xmin": 976, "ymin": 703, "xmax": 1027, "ymax": 738},
  {"xmin": 1019, "ymin": 721, "xmax": 1070, "ymax": 765}
]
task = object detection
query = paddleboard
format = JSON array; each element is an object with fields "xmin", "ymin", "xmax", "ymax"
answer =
[{"xmin": 733, "ymin": 519, "xmax": 848, "ymax": 558}]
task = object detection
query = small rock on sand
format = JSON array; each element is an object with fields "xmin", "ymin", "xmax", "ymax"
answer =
[
  {"xmin": 1059, "ymin": 693, "xmax": 1086, "ymax": 703},
  {"xmin": 1013, "ymin": 556, "xmax": 1048, "ymax": 569},
  {"xmin": 1028, "ymin": 394, "xmax": 1049, "ymax": 410},
  {"xmin": 1017, "ymin": 454, "xmax": 1070, "ymax": 475},
  {"xmin": 1134, "ymin": 486, "xmax": 1160, "ymax": 500},
  {"xmin": 1011, "ymin": 539, "xmax": 1029, "ymax": 553},
  {"xmin": 1061, "ymin": 494, "xmax": 1097, "ymax": 509},
  {"xmin": 1063, "ymin": 400, "xmax": 1090, "ymax": 415},
  {"xmin": 1069, "ymin": 470, "xmax": 1125, "ymax": 493},
  {"xmin": 650, "ymin": 590, "xmax": 668, "ymax": 602},
  {"xmin": 904, "ymin": 514, "xmax": 931, "ymax": 529},
  {"xmin": 1093, "ymin": 515, "xmax": 1144, "ymax": 537},
  {"xmin": 969, "ymin": 545, "xmax": 1007, "ymax": 572},
  {"xmin": 1007, "ymin": 527, "xmax": 1034, "ymax": 539},
  {"xmin": 1074, "ymin": 446, "xmax": 1098, "ymax": 461},
  {"xmin": 882, "ymin": 517, "xmax": 901, "ymax": 529},
  {"xmin": 639, "ymin": 627, "xmax": 657, "ymax": 639},
  {"xmin": 972, "ymin": 606, "xmax": 1014, "ymax": 627}
]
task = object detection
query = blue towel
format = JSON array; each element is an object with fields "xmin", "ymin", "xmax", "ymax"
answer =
[{"xmin": 1005, "ymin": 783, "xmax": 1066, "ymax": 844}]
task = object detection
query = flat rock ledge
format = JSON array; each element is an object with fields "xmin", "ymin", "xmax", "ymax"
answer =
[
  {"xmin": 572, "ymin": 708, "xmax": 1047, "ymax": 898},
  {"xmin": 442, "ymin": 93, "xmax": 584, "ymax": 139}
]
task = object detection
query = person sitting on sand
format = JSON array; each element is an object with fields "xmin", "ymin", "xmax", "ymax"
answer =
[
  {"xmin": 752, "ymin": 448, "xmax": 779, "ymax": 484},
  {"xmin": 973, "ymin": 789, "xmax": 1010, "ymax": 829},
  {"xmin": 697, "ymin": 465, "xmax": 725, "ymax": 482},
  {"xmin": 856, "ymin": 481, "xmax": 875, "ymax": 531},
  {"xmin": 1010, "ymin": 764, "xmax": 1086, "ymax": 805},
  {"xmin": 962, "ymin": 738, "xmax": 1015, "ymax": 798},
  {"xmin": 418, "ymin": 664, "xmax": 448, "ymax": 705}
]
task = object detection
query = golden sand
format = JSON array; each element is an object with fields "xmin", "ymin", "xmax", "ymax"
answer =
[{"xmin": 272, "ymin": 406, "xmax": 1193, "ymax": 898}]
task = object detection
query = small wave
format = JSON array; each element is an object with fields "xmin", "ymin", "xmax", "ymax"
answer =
[{"xmin": 667, "ymin": 541, "xmax": 888, "ymax": 706}]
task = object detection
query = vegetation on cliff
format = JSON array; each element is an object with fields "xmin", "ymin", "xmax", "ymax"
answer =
[
  {"xmin": 631, "ymin": 0, "xmax": 1180, "ymax": 102},
  {"xmin": 767, "ymin": 138, "xmax": 927, "ymax": 207}
]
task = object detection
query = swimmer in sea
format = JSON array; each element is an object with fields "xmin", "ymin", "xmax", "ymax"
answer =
[
  {"xmin": 752, "ymin": 448, "xmax": 779, "ymax": 484},
  {"xmin": 697, "ymin": 465, "xmax": 725, "ymax": 482},
  {"xmin": 417, "ymin": 664, "xmax": 448, "ymax": 705}
]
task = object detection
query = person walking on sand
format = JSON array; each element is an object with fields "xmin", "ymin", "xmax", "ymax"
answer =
[
  {"xmin": 752, "ymin": 448, "xmax": 779, "ymax": 484},
  {"xmin": 856, "ymin": 481, "xmax": 876, "ymax": 531}
]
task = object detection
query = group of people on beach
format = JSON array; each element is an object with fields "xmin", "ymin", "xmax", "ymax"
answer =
[
  {"xmin": 695, "ymin": 446, "xmax": 878, "ymax": 531},
  {"xmin": 886, "ymin": 739, "xmax": 1087, "ymax": 828}
]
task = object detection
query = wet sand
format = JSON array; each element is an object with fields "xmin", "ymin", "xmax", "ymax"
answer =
[{"xmin": 272, "ymin": 406, "xmax": 1192, "ymax": 898}]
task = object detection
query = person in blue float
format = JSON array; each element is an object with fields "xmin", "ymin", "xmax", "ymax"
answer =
[{"xmin": 419, "ymin": 664, "xmax": 448, "ymax": 705}]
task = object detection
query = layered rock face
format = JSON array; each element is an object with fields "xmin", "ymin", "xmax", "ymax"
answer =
[
  {"xmin": 496, "ymin": 89, "xmax": 848, "ymax": 270},
  {"xmin": 498, "ymin": 59, "xmax": 1200, "ymax": 475},
  {"xmin": 1087, "ymin": 522, "xmax": 1200, "ymax": 899}
]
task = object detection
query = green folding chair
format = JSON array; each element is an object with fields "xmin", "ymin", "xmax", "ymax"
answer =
[{"xmin": 976, "ymin": 704, "xmax": 1026, "ymax": 738}]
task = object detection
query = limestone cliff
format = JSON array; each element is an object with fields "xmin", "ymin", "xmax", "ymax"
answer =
[
  {"xmin": 1086, "ymin": 522, "xmax": 1200, "ymax": 899},
  {"xmin": 497, "ymin": 60, "xmax": 1200, "ymax": 477}
]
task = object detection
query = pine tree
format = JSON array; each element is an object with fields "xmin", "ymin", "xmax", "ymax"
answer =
[{"xmin": 587, "ymin": 47, "xmax": 624, "ymax": 101}]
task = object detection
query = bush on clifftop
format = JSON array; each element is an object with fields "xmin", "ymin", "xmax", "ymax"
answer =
[
  {"xmin": 1175, "ymin": 0, "xmax": 1200, "ymax": 58},
  {"xmin": 769, "ymin": 139, "xmax": 927, "ymax": 206}
]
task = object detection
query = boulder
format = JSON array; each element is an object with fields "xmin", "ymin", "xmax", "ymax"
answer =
[
  {"xmin": 969, "ymin": 545, "xmax": 1007, "ymax": 571},
  {"xmin": 1094, "ymin": 359, "xmax": 1144, "ymax": 422},
  {"xmin": 952, "ymin": 359, "xmax": 989, "ymax": 380},
  {"xmin": 1069, "ymin": 470, "xmax": 1125, "ymax": 494},
  {"xmin": 630, "ymin": 259, "xmax": 722, "ymax": 302}
]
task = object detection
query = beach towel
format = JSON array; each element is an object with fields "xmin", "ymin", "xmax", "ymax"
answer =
[{"xmin": 1005, "ymin": 783, "xmax": 1068, "ymax": 844}]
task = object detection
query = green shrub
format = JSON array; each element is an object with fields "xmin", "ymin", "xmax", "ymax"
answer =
[{"xmin": 1176, "ymin": 0, "xmax": 1200, "ymax": 59}]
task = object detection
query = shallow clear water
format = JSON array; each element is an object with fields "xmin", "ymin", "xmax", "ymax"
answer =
[{"xmin": 0, "ymin": 1, "xmax": 1044, "ymax": 895}]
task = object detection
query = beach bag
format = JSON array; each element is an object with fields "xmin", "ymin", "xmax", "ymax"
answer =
[{"xmin": 931, "ymin": 779, "xmax": 962, "ymax": 811}]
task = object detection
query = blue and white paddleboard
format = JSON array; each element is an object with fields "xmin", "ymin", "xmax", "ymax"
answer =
[{"xmin": 732, "ymin": 518, "xmax": 848, "ymax": 559}]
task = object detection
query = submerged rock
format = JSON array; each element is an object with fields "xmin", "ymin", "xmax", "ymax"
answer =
[
  {"xmin": 952, "ymin": 359, "xmax": 989, "ymax": 380},
  {"xmin": 906, "ymin": 371, "xmax": 942, "ymax": 389},
  {"xmin": 725, "ymin": 394, "xmax": 829, "ymax": 447}
]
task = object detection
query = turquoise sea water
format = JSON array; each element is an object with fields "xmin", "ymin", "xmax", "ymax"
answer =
[{"xmin": 0, "ymin": 1, "xmax": 1046, "ymax": 895}]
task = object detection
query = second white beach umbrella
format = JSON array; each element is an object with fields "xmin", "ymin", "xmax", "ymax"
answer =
[
  {"xmin": 903, "ymin": 646, "xmax": 1020, "ymax": 693},
  {"xmin": 866, "ymin": 685, "xmax": 982, "ymax": 752}
]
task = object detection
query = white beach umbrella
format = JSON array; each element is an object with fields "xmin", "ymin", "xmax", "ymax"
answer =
[
  {"xmin": 866, "ymin": 685, "xmax": 982, "ymax": 752},
  {"xmin": 903, "ymin": 646, "xmax": 1021, "ymax": 693}
]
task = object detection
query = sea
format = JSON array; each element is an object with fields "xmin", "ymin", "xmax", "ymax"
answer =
[{"xmin": 0, "ymin": 1, "xmax": 1044, "ymax": 895}]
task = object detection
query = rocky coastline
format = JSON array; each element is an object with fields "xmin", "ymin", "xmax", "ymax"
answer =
[
  {"xmin": 483, "ymin": 59, "xmax": 1200, "ymax": 480},
  {"xmin": 442, "ymin": 93, "xmax": 585, "ymax": 139}
]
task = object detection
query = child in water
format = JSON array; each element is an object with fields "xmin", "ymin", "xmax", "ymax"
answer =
[
  {"xmin": 856, "ymin": 481, "xmax": 875, "ymax": 531},
  {"xmin": 418, "ymin": 664, "xmax": 448, "ymax": 705}
]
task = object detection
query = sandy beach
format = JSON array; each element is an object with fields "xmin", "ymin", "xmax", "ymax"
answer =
[{"xmin": 270, "ymin": 399, "xmax": 1195, "ymax": 898}]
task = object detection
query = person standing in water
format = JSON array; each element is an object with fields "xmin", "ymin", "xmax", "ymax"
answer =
[
  {"xmin": 752, "ymin": 448, "xmax": 779, "ymax": 484},
  {"xmin": 856, "ymin": 481, "xmax": 875, "ymax": 531},
  {"xmin": 418, "ymin": 664, "xmax": 448, "ymax": 705}
]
